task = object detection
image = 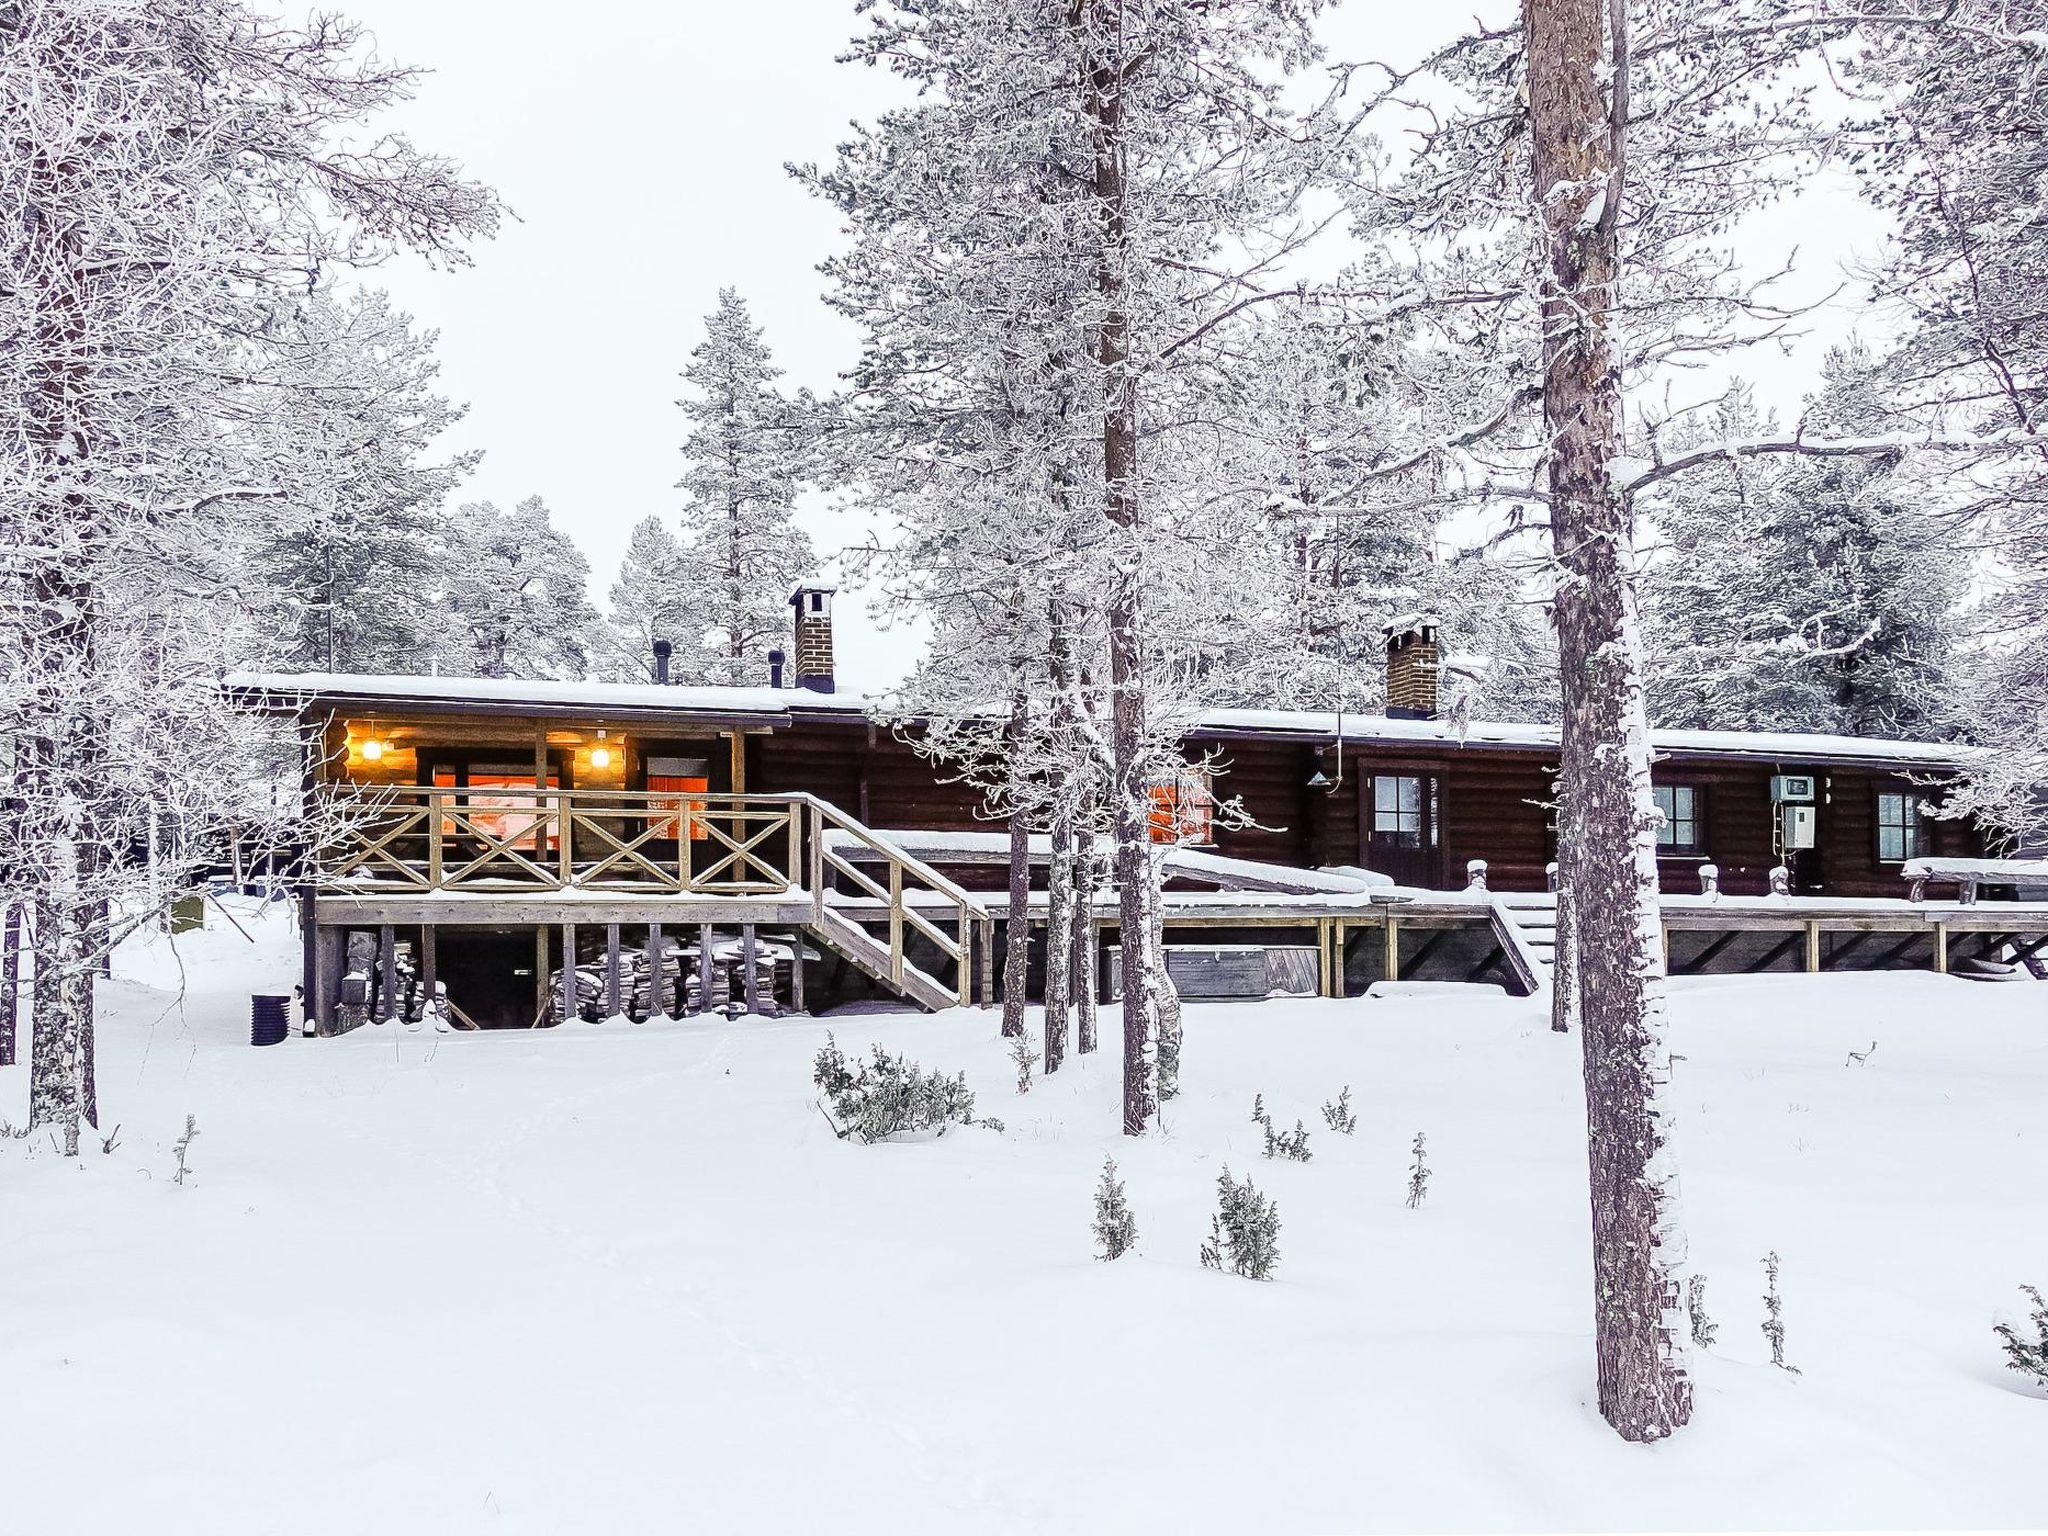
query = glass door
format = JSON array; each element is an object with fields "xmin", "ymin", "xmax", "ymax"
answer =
[{"xmin": 1363, "ymin": 773, "xmax": 1442, "ymax": 888}]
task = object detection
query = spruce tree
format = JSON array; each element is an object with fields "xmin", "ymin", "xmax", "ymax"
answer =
[
  {"xmin": 597, "ymin": 515, "xmax": 695, "ymax": 682},
  {"xmin": 249, "ymin": 286, "xmax": 473, "ymax": 673},
  {"xmin": 1642, "ymin": 349, "xmax": 1965, "ymax": 736},
  {"xmin": 676, "ymin": 289, "xmax": 815, "ymax": 687},
  {"xmin": 439, "ymin": 495, "xmax": 598, "ymax": 680}
]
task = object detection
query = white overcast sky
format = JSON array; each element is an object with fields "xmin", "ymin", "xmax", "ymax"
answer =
[{"xmin": 351, "ymin": 1, "xmax": 1894, "ymax": 691}]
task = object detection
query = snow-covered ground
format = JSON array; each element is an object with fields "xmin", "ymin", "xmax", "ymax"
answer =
[{"xmin": 3, "ymin": 901, "xmax": 2045, "ymax": 1534}]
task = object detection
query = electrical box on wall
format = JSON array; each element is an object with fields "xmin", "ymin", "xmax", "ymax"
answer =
[
  {"xmin": 1781, "ymin": 804, "xmax": 1818, "ymax": 850},
  {"xmin": 1770, "ymin": 774, "xmax": 1817, "ymax": 803}
]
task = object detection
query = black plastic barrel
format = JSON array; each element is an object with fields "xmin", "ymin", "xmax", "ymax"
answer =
[{"xmin": 251, "ymin": 994, "xmax": 291, "ymax": 1047}]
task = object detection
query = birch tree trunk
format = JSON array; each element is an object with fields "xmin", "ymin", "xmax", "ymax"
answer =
[
  {"xmin": 1044, "ymin": 613, "xmax": 1077, "ymax": 1071},
  {"xmin": 1002, "ymin": 694, "xmax": 1031, "ymax": 1039},
  {"xmin": 1525, "ymin": 0, "xmax": 1692, "ymax": 1441}
]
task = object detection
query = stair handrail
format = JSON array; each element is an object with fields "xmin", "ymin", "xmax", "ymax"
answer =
[{"xmin": 797, "ymin": 795, "xmax": 993, "ymax": 920}]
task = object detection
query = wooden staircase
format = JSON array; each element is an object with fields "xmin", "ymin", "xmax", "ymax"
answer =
[{"xmin": 1488, "ymin": 893, "xmax": 1558, "ymax": 996}]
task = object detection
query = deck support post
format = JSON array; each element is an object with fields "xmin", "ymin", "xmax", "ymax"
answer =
[
  {"xmin": 604, "ymin": 925, "xmax": 622, "ymax": 1018},
  {"xmin": 534, "ymin": 928, "xmax": 549, "ymax": 1026},
  {"xmin": 421, "ymin": 926, "xmax": 437, "ymax": 1025},
  {"xmin": 978, "ymin": 918, "xmax": 995, "ymax": 1008},
  {"xmin": 376, "ymin": 924, "xmax": 397, "ymax": 1022},
  {"xmin": 313, "ymin": 925, "xmax": 342, "ymax": 1037},
  {"xmin": 560, "ymin": 923, "xmax": 578, "ymax": 1024},
  {"xmin": 1334, "ymin": 919, "xmax": 1347, "ymax": 998},
  {"xmin": 1933, "ymin": 921, "xmax": 1948, "ymax": 975},
  {"xmin": 648, "ymin": 924, "xmax": 666, "ymax": 1018},
  {"xmin": 790, "ymin": 932, "xmax": 806, "ymax": 1014},
  {"xmin": 1803, "ymin": 920, "xmax": 1821, "ymax": 973},
  {"xmin": 742, "ymin": 924, "xmax": 761, "ymax": 1014},
  {"xmin": 698, "ymin": 923, "xmax": 715, "ymax": 1016},
  {"xmin": 1384, "ymin": 915, "xmax": 1400, "ymax": 984}
]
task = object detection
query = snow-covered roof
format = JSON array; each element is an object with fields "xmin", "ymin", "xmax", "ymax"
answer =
[
  {"xmin": 226, "ymin": 671, "xmax": 1972, "ymax": 769},
  {"xmin": 1193, "ymin": 708, "xmax": 1971, "ymax": 768}
]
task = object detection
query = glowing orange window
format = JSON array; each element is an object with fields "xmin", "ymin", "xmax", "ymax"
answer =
[
  {"xmin": 646, "ymin": 755, "xmax": 711, "ymax": 841},
  {"xmin": 1148, "ymin": 769, "xmax": 1215, "ymax": 846}
]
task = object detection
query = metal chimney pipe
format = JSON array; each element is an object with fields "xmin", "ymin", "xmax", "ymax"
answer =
[
  {"xmin": 651, "ymin": 638, "xmax": 672, "ymax": 685},
  {"xmin": 768, "ymin": 647, "xmax": 786, "ymax": 689}
]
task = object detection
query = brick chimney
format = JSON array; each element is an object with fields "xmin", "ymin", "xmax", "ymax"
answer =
[
  {"xmin": 1383, "ymin": 614, "xmax": 1440, "ymax": 720},
  {"xmin": 789, "ymin": 583, "xmax": 837, "ymax": 693}
]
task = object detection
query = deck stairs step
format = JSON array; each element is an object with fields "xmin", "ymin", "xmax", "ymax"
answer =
[
  {"xmin": 808, "ymin": 902, "xmax": 960, "ymax": 1013},
  {"xmin": 1488, "ymin": 894, "xmax": 1557, "ymax": 996}
]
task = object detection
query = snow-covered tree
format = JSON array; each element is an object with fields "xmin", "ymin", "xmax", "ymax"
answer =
[
  {"xmin": 596, "ymin": 515, "xmax": 695, "ymax": 682},
  {"xmin": 0, "ymin": 0, "xmax": 496, "ymax": 1152},
  {"xmin": 248, "ymin": 285, "xmax": 475, "ymax": 673},
  {"xmin": 1842, "ymin": 2, "xmax": 2048, "ymax": 838},
  {"xmin": 1642, "ymin": 352, "xmax": 1966, "ymax": 736},
  {"xmin": 439, "ymin": 496, "xmax": 597, "ymax": 680},
  {"xmin": 675, "ymin": 289, "xmax": 815, "ymax": 686}
]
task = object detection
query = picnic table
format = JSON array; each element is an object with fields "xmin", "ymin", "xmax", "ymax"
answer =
[{"xmin": 1901, "ymin": 857, "xmax": 2048, "ymax": 903}]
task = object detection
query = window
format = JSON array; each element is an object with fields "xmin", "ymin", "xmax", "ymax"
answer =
[
  {"xmin": 432, "ymin": 763, "xmax": 559, "ymax": 850},
  {"xmin": 1147, "ymin": 767, "xmax": 1215, "ymax": 846},
  {"xmin": 647, "ymin": 755, "xmax": 711, "ymax": 842},
  {"xmin": 1372, "ymin": 775, "xmax": 1432, "ymax": 849},
  {"xmin": 1877, "ymin": 791, "xmax": 1928, "ymax": 863},
  {"xmin": 1653, "ymin": 785, "xmax": 1703, "ymax": 854}
]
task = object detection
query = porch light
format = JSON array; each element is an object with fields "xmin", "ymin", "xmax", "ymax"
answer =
[
  {"xmin": 361, "ymin": 738, "xmax": 386, "ymax": 762},
  {"xmin": 590, "ymin": 728, "xmax": 613, "ymax": 770}
]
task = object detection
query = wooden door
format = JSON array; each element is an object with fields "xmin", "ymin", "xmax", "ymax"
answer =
[{"xmin": 1362, "ymin": 773, "xmax": 1443, "ymax": 889}]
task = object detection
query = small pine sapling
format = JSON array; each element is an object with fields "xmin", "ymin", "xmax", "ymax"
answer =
[
  {"xmin": 812, "ymin": 1034, "xmax": 977, "ymax": 1143},
  {"xmin": 1011, "ymin": 1026, "xmax": 1040, "ymax": 1095},
  {"xmin": 1406, "ymin": 1132, "xmax": 1430, "ymax": 1209},
  {"xmin": 1686, "ymin": 1273, "xmax": 1718, "ymax": 1348},
  {"xmin": 1092, "ymin": 1157, "xmax": 1138, "ymax": 1261},
  {"xmin": 1198, "ymin": 1165, "xmax": 1281, "ymax": 1280},
  {"xmin": 1251, "ymin": 1094, "xmax": 1311, "ymax": 1162},
  {"xmin": 1320, "ymin": 1086, "xmax": 1357, "ymax": 1135},
  {"xmin": 1992, "ymin": 1285, "xmax": 2048, "ymax": 1388},
  {"xmin": 1762, "ymin": 1251, "xmax": 1800, "ymax": 1374},
  {"xmin": 172, "ymin": 1115, "xmax": 199, "ymax": 1187}
]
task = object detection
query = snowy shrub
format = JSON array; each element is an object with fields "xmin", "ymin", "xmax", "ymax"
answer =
[
  {"xmin": 1761, "ymin": 1252, "xmax": 1799, "ymax": 1374},
  {"xmin": 1092, "ymin": 1157, "xmax": 1138, "ymax": 1261},
  {"xmin": 1406, "ymin": 1132, "xmax": 1430, "ymax": 1209},
  {"xmin": 1993, "ymin": 1285, "xmax": 2048, "ymax": 1389},
  {"xmin": 1252, "ymin": 1093, "xmax": 1311, "ymax": 1162},
  {"xmin": 812, "ymin": 1034, "xmax": 976, "ymax": 1144},
  {"xmin": 1686, "ymin": 1274, "xmax": 1718, "ymax": 1348},
  {"xmin": 1199, "ymin": 1165, "xmax": 1280, "ymax": 1280},
  {"xmin": 1320, "ymin": 1086, "xmax": 1357, "ymax": 1135},
  {"xmin": 172, "ymin": 1114, "xmax": 200, "ymax": 1187},
  {"xmin": 1011, "ymin": 1027, "xmax": 1039, "ymax": 1095}
]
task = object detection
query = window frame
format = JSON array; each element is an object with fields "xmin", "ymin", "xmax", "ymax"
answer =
[
  {"xmin": 1652, "ymin": 782, "xmax": 1706, "ymax": 858},
  {"xmin": 1147, "ymin": 765, "xmax": 1216, "ymax": 847},
  {"xmin": 1875, "ymin": 787, "xmax": 1930, "ymax": 865}
]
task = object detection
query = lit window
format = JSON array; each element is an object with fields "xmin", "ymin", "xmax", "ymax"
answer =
[
  {"xmin": 1148, "ymin": 768, "xmax": 1215, "ymax": 846},
  {"xmin": 1877, "ymin": 791, "xmax": 1927, "ymax": 863},
  {"xmin": 1653, "ymin": 785, "xmax": 1702, "ymax": 853}
]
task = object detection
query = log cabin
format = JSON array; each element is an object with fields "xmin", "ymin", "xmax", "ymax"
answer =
[{"xmin": 228, "ymin": 586, "xmax": 2037, "ymax": 1034}]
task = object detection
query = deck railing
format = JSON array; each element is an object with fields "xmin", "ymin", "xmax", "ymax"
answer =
[{"xmin": 320, "ymin": 787, "xmax": 993, "ymax": 1005}]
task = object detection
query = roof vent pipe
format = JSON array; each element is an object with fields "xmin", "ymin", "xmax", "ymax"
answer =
[
  {"xmin": 651, "ymin": 638, "xmax": 672, "ymax": 685},
  {"xmin": 768, "ymin": 648, "xmax": 787, "ymax": 689}
]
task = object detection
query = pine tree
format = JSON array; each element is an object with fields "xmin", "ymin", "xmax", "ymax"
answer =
[
  {"xmin": 0, "ymin": 0, "xmax": 497, "ymax": 1153},
  {"xmin": 245, "ymin": 286, "xmax": 474, "ymax": 673},
  {"xmin": 1092, "ymin": 1157, "xmax": 1138, "ymax": 1260},
  {"xmin": 676, "ymin": 289, "xmax": 814, "ymax": 686},
  {"xmin": 1642, "ymin": 350, "xmax": 1965, "ymax": 735},
  {"xmin": 597, "ymin": 515, "xmax": 694, "ymax": 682},
  {"xmin": 439, "ymin": 496, "xmax": 597, "ymax": 680},
  {"xmin": 1199, "ymin": 1165, "xmax": 1281, "ymax": 1280}
]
